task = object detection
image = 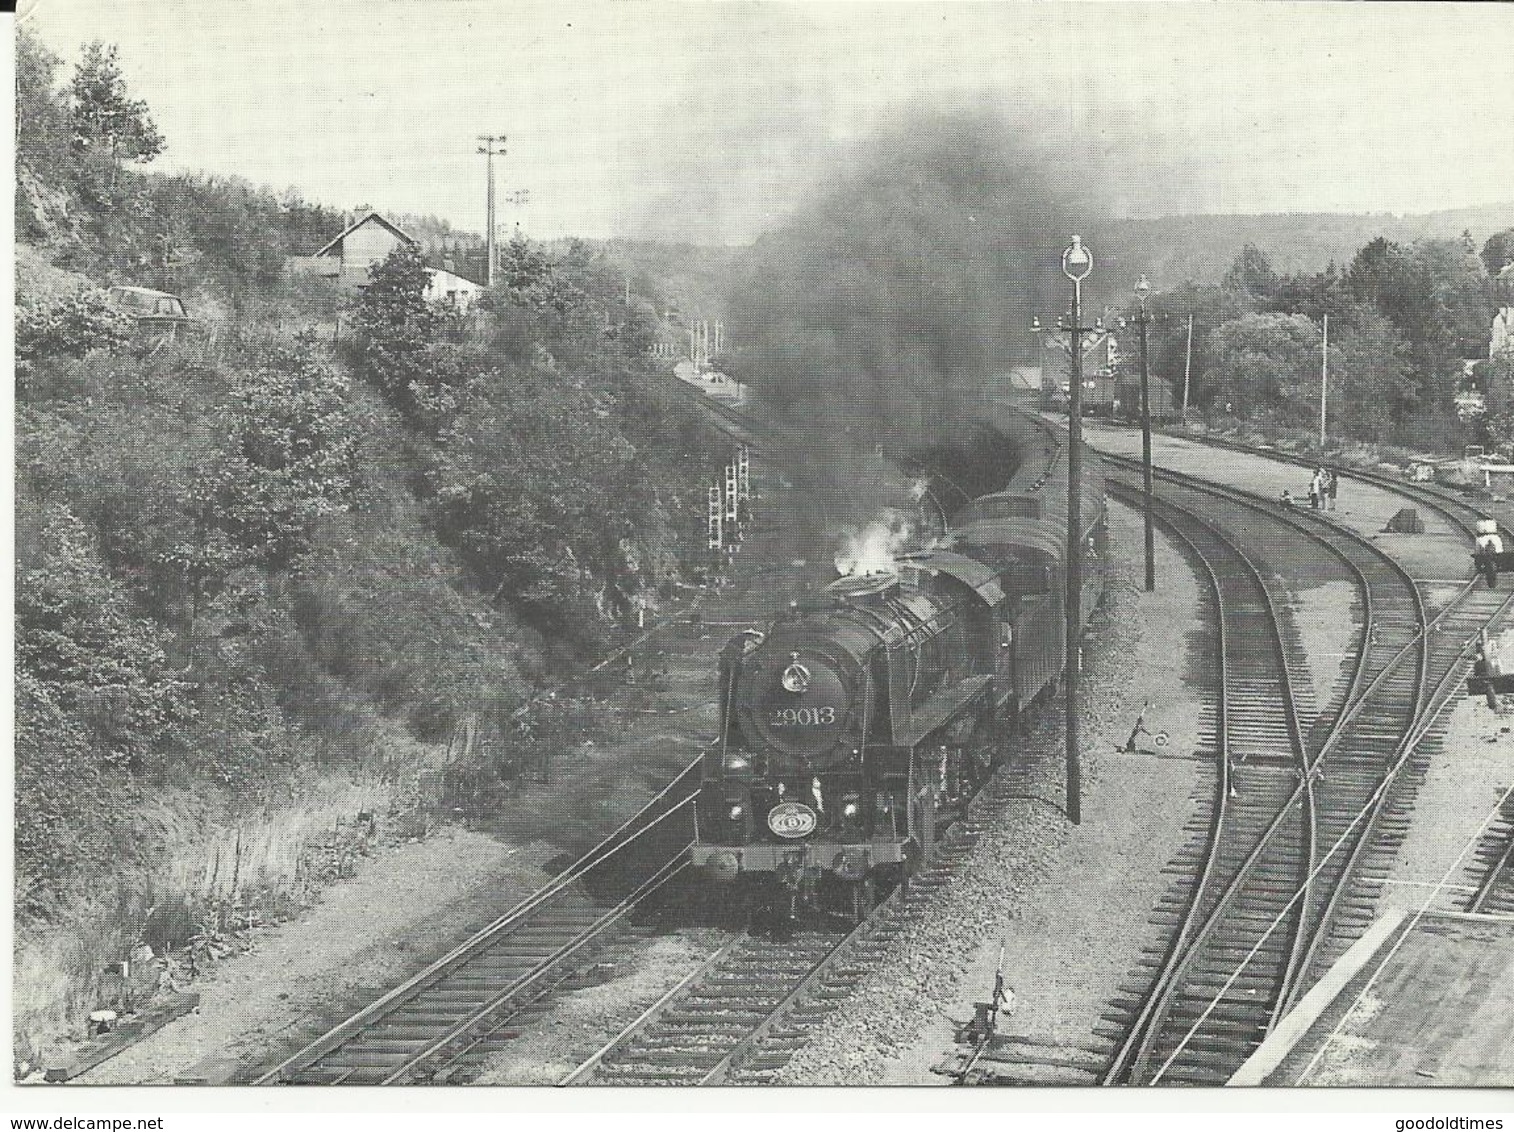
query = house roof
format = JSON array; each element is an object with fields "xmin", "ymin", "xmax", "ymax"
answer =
[
  {"xmin": 313, "ymin": 211, "xmax": 419, "ymax": 258},
  {"xmin": 427, "ymin": 266, "xmax": 485, "ymax": 289}
]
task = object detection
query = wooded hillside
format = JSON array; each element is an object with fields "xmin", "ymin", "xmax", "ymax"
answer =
[{"xmin": 13, "ymin": 30, "xmax": 725, "ymax": 1073}]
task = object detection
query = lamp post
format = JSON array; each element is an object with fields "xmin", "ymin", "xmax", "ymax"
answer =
[
  {"xmin": 1061, "ymin": 236, "xmax": 1093, "ymax": 826},
  {"xmin": 1135, "ymin": 273, "xmax": 1155, "ymax": 593}
]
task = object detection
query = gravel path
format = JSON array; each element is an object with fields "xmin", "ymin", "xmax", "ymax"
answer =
[
  {"xmin": 1292, "ymin": 580, "xmax": 1360, "ymax": 721},
  {"xmin": 73, "ymin": 831, "xmax": 556, "ymax": 1084},
  {"xmin": 1383, "ymin": 694, "xmax": 1514, "ymax": 914},
  {"xmin": 472, "ymin": 928, "xmax": 731, "ymax": 1085},
  {"xmin": 1085, "ymin": 425, "xmax": 1468, "ymax": 588},
  {"xmin": 776, "ymin": 500, "xmax": 1207, "ymax": 1084}
]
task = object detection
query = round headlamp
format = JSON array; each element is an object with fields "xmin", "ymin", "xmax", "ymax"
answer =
[
  {"xmin": 728, "ymin": 804, "xmax": 744, "ymax": 820},
  {"xmin": 781, "ymin": 661, "xmax": 811, "ymax": 694}
]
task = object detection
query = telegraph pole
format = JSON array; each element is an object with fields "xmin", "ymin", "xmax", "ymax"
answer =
[
  {"xmin": 476, "ymin": 135, "xmax": 507, "ymax": 287},
  {"xmin": 1135, "ymin": 274, "xmax": 1155, "ymax": 592},
  {"xmin": 1181, "ymin": 313, "xmax": 1193, "ymax": 424},
  {"xmin": 504, "ymin": 188, "xmax": 530, "ymax": 233},
  {"xmin": 1062, "ymin": 236, "xmax": 1094, "ymax": 826},
  {"xmin": 1319, "ymin": 311, "xmax": 1329, "ymax": 446}
]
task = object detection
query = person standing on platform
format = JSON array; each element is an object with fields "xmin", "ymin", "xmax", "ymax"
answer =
[{"xmin": 1327, "ymin": 469, "xmax": 1339, "ymax": 511}]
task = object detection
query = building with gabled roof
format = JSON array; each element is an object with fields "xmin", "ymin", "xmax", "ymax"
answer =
[{"xmin": 288, "ymin": 210, "xmax": 486, "ymax": 310}]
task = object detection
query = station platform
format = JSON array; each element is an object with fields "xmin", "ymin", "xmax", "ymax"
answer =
[{"xmin": 1230, "ymin": 908, "xmax": 1514, "ymax": 1087}]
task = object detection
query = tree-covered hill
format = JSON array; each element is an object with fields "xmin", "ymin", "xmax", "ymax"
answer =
[{"xmin": 13, "ymin": 29, "xmax": 727, "ymax": 1074}]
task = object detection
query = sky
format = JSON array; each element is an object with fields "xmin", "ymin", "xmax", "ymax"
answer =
[{"xmin": 18, "ymin": 0, "xmax": 1514, "ymax": 244}]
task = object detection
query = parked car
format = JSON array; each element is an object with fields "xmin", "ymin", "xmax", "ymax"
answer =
[{"xmin": 108, "ymin": 285, "xmax": 192, "ymax": 340}]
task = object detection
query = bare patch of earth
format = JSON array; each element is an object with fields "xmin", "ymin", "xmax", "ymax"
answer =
[
  {"xmin": 472, "ymin": 927, "xmax": 731, "ymax": 1085},
  {"xmin": 1084, "ymin": 423, "xmax": 1470, "ymax": 590},
  {"xmin": 1292, "ymin": 580, "xmax": 1361, "ymax": 728},
  {"xmin": 71, "ymin": 831, "xmax": 556, "ymax": 1085}
]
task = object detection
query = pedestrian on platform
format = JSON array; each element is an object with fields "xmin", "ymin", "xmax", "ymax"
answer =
[
  {"xmin": 1307, "ymin": 472, "xmax": 1321, "ymax": 511},
  {"xmin": 1327, "ymin": 469, "xmax": 1339, "ymax": 511}
]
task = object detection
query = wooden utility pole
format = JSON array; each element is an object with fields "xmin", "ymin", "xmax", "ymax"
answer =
[
  {"xmin": 1135, "ymin": 274, "xmax": 1155, "ymax": 593},
  {"xmin": 476, "ymin": 135, "xmax": 507, "ymax": 287},
  {"xmin": 1182, "ymin": 313, "xmax": 1193, "ymax": 422},
  {"xmin": 1320, "ymin": 312, "xmax": 1329, "ymax": 445}
]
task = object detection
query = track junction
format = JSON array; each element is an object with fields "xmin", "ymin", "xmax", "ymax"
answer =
[{"xmin": 250, "ymin": 385, "xmax": 1514, "ymax": 1088}]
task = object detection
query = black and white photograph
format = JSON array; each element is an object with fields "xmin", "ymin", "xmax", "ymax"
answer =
[{"xmin": 8, "ymin": 0, "xmax": 1514, "ymax": 1113}]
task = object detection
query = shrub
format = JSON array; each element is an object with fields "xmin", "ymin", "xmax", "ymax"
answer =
[
  {"xmin": 15, "ymin": 288, "xmax": 131, "ymax": 367},
  {"xmin": 16, "ymin": 501, "xmax": 194, "ymax": 771}
]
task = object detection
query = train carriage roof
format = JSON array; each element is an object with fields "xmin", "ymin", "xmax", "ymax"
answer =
[{"xmin": 947, "ymin": 412, "xmax": 1105, "ymax": 567}]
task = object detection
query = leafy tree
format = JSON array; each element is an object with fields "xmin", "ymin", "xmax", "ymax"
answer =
[
  {"xmin": 1324, "ymin": 307, "xmax": 1416, "ymax": 443},
  {"xmin": 15, "ymin": 30, "xmax": 72, "ymax": 176},
  {"xmin": 69, "ymin": 41, "xmax": 163, "ymax": 192},
  {"xmin": 1144, "ymin": 281, "xmax": 1250, "ymax": 410},
  {"xmin": 349, "ymin": 243, "xmax": 471, "ymax": 428},
  {"xmin": 1207, "ymin": 312, "xmax": 1320, "ymax": 421},
  {"xmin": 1481, "ymin": 228, "xmax": 1514, "ymax": 278},
  {"xmin": 1349, "ymin": 237, "xmax": 1492, "ymax": 362},
  {"xmin": 14, "ymin": 672, "xmax": 105, "ymax": 914},
  {"xmin": 211, "ymin": 342, "xmax": 361, "ymax": 569},
  {"xmin": 1223, "ymin": 243, "xmax": 1278, "ymax": 304},
  {"xmin": 431, "ymin": 370, "xmax": 668, "ymax": 652}
]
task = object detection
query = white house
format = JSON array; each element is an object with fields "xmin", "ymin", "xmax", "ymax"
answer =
[
  {"xmin": 424, "ymin": 265, "xmax": 485, "ymax": 311},
  {"xmin": 289, "ymin": 211, "xmax": 486, "ymax": 310}
]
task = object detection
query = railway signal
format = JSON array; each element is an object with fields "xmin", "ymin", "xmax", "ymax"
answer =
[{"xmin": 708, "ymin": 483, "xmax": 723, "ymax": 551}]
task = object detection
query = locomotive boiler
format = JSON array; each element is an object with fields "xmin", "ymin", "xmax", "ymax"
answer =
[{"xmin": 691, "ymin": 413, "xmax": 1107, "ymax": 920}]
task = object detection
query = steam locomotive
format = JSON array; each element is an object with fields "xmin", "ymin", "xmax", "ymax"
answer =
[{"xmin": 691, "ymin": 412, "xmax": 1107, "ymax": 920}]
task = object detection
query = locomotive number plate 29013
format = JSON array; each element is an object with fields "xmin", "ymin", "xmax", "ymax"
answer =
[
  {"xmin": 768, "ymin": 802, "xmax": 818, "ymax": 838},
  {"xmin": 769, "ymin": 706, "xmax": 836, "ymax": 727}
]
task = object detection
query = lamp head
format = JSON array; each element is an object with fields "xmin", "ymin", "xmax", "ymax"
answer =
[
  {"xmin": 1062, "ymin": 236, "xmax": 1093, "ymax": 282},
  {"xmin": 1134, "ymin": 273, "xmax": 1152, "ymax": 310}
]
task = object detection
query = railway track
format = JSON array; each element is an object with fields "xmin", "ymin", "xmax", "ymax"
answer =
[
  {"xmin": 1099, "ymin": 480, "xmax": 1316, "ymax": 1085},
  {"xmin": 561, "ymin": 761, "xmax": 1041, "ymax": 1085},
  {"xmin": 958, "ymin": 453, "xmax": 1512, "ymax": 1085},
  {"xmin": 1181, "ymin": 431, "xmax": 1514, "ymax": 551},
  {"xmin": 252, "ymin": 379, "xmax": 821, "ymax": 1087},
  {"xmin": 554, "ymin": 405, "xmax": 1080, "ymax": 1086},
  {"xmin": 254, "ymin": 380, "xmax": 1057, "ymax": 1088},
  {"xmin": 1465, "ymin": 791, "xmax": 1514, "ymax": 917},
  {"xmin": 1102, "ymin": 467, "xmax": 1513, "ymax": 1084},
  {"xmin": 251, "ymin": 764, "xmax": 702, "ymax": 1085}
]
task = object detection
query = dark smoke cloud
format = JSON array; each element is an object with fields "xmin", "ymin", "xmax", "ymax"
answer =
[{"xmin": 726, "ymin": 101, "xmax": 1113, "ymax": 526}]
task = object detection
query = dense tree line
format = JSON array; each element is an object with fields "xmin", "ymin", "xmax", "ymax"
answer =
[
  {"xmin": 1138, "ymin": 228, "xmax": 1512, "ymax": 449},
  {"xmin": 16, "ymin": 30, "xmax": 347, "ymax": 300}
]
